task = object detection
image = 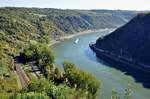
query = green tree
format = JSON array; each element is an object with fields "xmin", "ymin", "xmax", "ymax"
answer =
[
  {"xmin": 27, "ymin": 78, "xmax": 51, "ymax": 93},
  {"xmin": 22, "ymin": 41, "xmax": 55, "ymax": 75},
  {"xmin": 63, "ymin": 61, "xmax": 101, "ymax": 96}
]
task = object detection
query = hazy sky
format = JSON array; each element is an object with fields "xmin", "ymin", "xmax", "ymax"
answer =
[{"xmin": 0, "ymin": 0, "xmax": 150, "ymax": 10}]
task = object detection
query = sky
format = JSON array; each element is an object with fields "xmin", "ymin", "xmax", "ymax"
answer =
[{"xmin": 0, "ymin": 0, "xmax": 150, "ymax": 11}]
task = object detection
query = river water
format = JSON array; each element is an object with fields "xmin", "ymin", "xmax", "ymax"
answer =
[{"xmin": 51, "ymin": 29, "xmax": 150, "ymax": 99}]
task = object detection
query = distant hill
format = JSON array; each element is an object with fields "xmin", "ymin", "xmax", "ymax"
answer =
[
  {"xmin": 0, "ymin": 8, "xmax": 137, "ymax": 34},
  {"xmin": 94, "ymin": 13, "xmax": 150, "ymax": 67},
  {"xmin": 0, "ymin": 7, "xmax": 138, "ymax": 57}
]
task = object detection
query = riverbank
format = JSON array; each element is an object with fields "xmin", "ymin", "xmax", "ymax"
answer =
[
  {"xmin": 90, "ymin": 44, "xmax": 150, "ymax": 73},
  {"xmin": 49, "ymin": 28, "xmax": 115, "ymax": 47}
]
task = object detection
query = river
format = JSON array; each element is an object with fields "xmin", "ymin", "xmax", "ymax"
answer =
[{"xmin": 51, "ymin": 29, "xmax": 150, "ymax": 99}]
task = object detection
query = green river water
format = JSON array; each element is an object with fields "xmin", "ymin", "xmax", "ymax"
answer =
[{"xmin": 51, "ymin": 29, "xmax": 150, "ymax": 99}]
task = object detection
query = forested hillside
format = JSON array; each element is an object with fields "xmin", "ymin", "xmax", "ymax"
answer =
[
  {"xmin": 0, "ymin": 7, "xmax": 137, "ymax": 97},
  {"xmin": 95, "ymin": 13, "xmax": 150, "ymax": 68},
  {"xmin": 0, "ymin": 7, "xmax": 137, "ymax": 70}
]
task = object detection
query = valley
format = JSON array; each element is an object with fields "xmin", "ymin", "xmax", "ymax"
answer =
[{"xmin": 0, "ymin": 7, "xmax": 150, "ymax": 99}]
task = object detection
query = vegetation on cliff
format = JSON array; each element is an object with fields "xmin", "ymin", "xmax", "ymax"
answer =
[{"xmin": 95, "ymin": 13, "xmax": 150, "ymax": 65}]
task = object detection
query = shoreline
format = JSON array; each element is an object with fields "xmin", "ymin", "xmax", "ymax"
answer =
[
  {"xmin": 90, "ymin": 44, "xmax": 150, "ymax": 73},
  {"xmin": 49, "ymin": 28, "xmax": 115, "ymax": 47}
]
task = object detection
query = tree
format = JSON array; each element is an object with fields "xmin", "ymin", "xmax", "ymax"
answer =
[
  {"xmin": 27, "ymin": 78, "xmax": 51, "ymax": 93},
  {"xmin": 24, "ymin": 49, "xmax": 34, "ymax": 61},
  {"xmin": 63, "ymin": 61, "xmax": 101, "ymax": 96},
  {"xmin": 22, "ymin": 41, "xmax": 55, "ymax": 75},
  {"xmin": 29, "ymin": 41, "xmax": 55, "ymax": 65}
]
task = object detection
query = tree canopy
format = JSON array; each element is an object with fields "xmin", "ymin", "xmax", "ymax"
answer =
[{"xmin": 63, "ymin": 61, "xmax": 101, "ymax": 95}]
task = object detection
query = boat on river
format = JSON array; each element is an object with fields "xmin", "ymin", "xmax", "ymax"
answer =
[{"xmin": 74, "ymin": 38, "xmax": 79, "ymax": 44}]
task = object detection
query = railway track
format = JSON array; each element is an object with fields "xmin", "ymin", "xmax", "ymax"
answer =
[{"xmin": 16, "ymin": 64, "xmax": 30, "ymax": 88}]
